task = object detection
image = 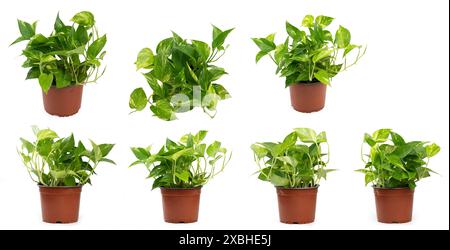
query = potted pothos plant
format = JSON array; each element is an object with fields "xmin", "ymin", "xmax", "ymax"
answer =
[
  {"xmin": 129, "ymin": 26, "xmax": 233, "ymax": 120},
  {"xmin": 251, "ymin": 128, "xmax": 334, "ymax": 224},
  {"xmin": 11, "ymin": 11, "xmax": 107, "ymax": 117},
  {"xmin": 18, "ymin": 127, "xmax": 115, "ymax": 223},
  {"xmin": 130, "ymin": 131, "xmax": 231, "ymax": 223},
  {"xmin": 252, "ymin": 15, "xmax": 365, "ymax": 113},
  {"xmin": 357, "ymin": 129, "xmax": 440, "ymax": 223}
]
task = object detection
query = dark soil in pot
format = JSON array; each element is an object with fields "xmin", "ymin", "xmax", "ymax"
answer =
[
  {"xmin": 39, "ymin": 185, "xmax": 82, "ymax": 224},
  {"xmin": 289, "ymin": 82, "xmax": 327, "ymax": 113},
  {"xmin": 160, "ymin": 187, "xmax": 201, "ymax": 223},
  {"xmin": 42, "ymin": 85, "xmax": 84, "ymax": 117},
  {"xmin": 276, "ymin": 186, "xmax": 318, "ymax": 224},
  {"xmin": 374, "ymin": 187, "xmax": 414, "ymax": 223}
]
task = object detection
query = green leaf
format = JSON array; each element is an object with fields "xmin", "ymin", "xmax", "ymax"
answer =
[
  {"xmin": 129, "ymin": 87, "xmax": 148, "ymax": 111},
  {"xmin": 54, "ymin": 13, "xmax": 65, "ymax": 32},
  {"xmin": 392, "ymin": 143, "xmax": 416, "ymax": 158},
  {"xmin": 171, "ymin": 148, "xmax": 195, "ymax": 161},
  {"xmin": 195, "ymin": 144, "xmax": 207, "ymax": 156},
  {"xmin": 74, "ymin": 25, "xmax": 89, "ymax": 44},
  {"xmin": 317, "ymin": 131, "xmax": 327, "ymax": 143},
  {"xmin": 39, "ymin": 73, "xmax": 54, "ymax": 93},
  {"xmin": 365, "ymin": 173, "xmax": 375, "ymax": 186},
  {"xmin": 295, "ymin": 128, "xmax": 317, "ymax": 143},
  {"xmin": 255, "ymin": 51, "xmax": 268, "ymax": 63},
  {"xmin": 99, "ymin": 51, "xmax": 107, "ymax": 60},
  {"xmin": 186, "ymin": 63, "xmax": 199, "ymax": 83},
  {"xmin": 17, "ymin": 20, "xmax": 36, "ymax": 39},
  {"xmin": 292, "ymin": 54, "xmax": 309, "ymax": 62},
  {"xmin": 131, "ymin": 147, "xmax": 151, "ymax": 161},
  {"xmin": 260, "ymin": 142, "xmax": 283, "ymax": 157},
  {"xmin": 212, "ymin": 84, "xmax": 231, "ymax": 99},
  {"xmin": 48, "ymin": 46, "xmax": 85, "ymax": 56},
  {"xmin": 64, "ymin": 176, "xmax": 77, "ymax": 186},
  {"xmin": 192, "ymin": 40, "xmax": 210, "ymax": 61},
  {"xmin": 165, "ymin": 138, "xmax": 177, "ymax": 149},
  {"xmin": 99, "ymin": 144, "xmax": 114, "ymax": 157},
  {"xmin": 273, "ymin": 45, "xmax": 286, "ymax": 65},
  {"xmin": 174, "ymin": 44, "xmax": 196, "ymax": 60},
  {"xmin": 372, "ymin": 129, "xmax": 391, "ymax": 143},
  {"xmin": 390, "ymin": 131, "xmax": 405, "ymax": 145},
  {"xmin": 270, "ymin": 173, "xmax": 290, "ymax": 187},
  {"xmin": 302, "ymin": 15, "xmax": 314, "ymax": 27},
  {"xmin": 314, "ymin": 70, "xmax": 330, "ymax": 85},
  {"xmin": 36, "ymin": 138, "xmax": 53, "ymax": 157},
  {"xmin": 175, "ymin": 171, "xmax": 190, "ymax": 182},
  {"xmin": 265, "ymin": 33, "xmax": 275, "ymax": 42},
  {"xmin": 87, "ymin": 35, "xmax": 107, "ymax": 59},
  {"xmin": 156, "ymin": 37, "xmax": 174, "ymax": 54},
  {"xmin": 364, "ymin": 133, "xmax": 376, "ymax": 147},
  {"xmin": 315, "ymin": 15, "xmax": 334, "ymax": 28},
  {"xmin": 40, "ymin": 55, "xmax": 56, "ymax": 63},
  {"xmin": 209, "ymin": 66, "xmax": 226, "ymax": 81},
  {"xmin": 251, "ymin": 38, "xmax": 276, "ymax": 53},
  {"xmin": 71, "ymin": 11, "xmax": 95, "ymax": 27},
  {"xmin": 212, "ymin": 27, "xmax": 234, "ymax": 49},
  {"xmin": 277, "ymin": 156, "xmax": 298, "ymax": 167},
  {"xmin": 251, "ymin": 144, "xmax": 269, "ymax": 158},
  {"xmin": 171, "ymin": 31, "xmax": 183, "ymax": 42},
  {"xmin": 335, "ymin": 25, "xmax": 351, "ymax": 48},
  {"xmin": 312, "ymin": 49, "xmax": 333, "ymax": 63},
  {"xmin": 207, "ymin": 141, "xmax": 222, "ymax": 158},
  {"xmin": 55, "ymin": 70, "xmax": 72, "ymax": 88},
  {"xmin": 143, "ymin": 73, "xmax": 162, "ymax": 96},
  {"xmin": 20, "ymin": 138, "xmax": 35, "ymax": 153},
  {"xmin": 30, "ymin": 34, "xmax": 48, "ymax": 45},
  {"xmin": 150, "ymin": 100, "xmax": 176, "ymax": 121},
  {"xmin": 212, "ymin": 25, "xmax": 222, "ymax": 41},
  {"xmin": 282, "ymin": 132, "xmax": 297, "ymax": 147},
  {"xmin": 100, "ymin": 158, "xmax": 116, "ymax": 165},
  {"xmin": 344, "ymin": 44, "xmax": 360, "ymax": 57},
  {"xmin": 50, "ymin": 170, "xmax": 68, "ymax": 180},
  {"xmin": 91, "ymin": 140, "xmax": 102, "ymax": 162},
  {"xmin": 425, "ymin": 143, "xmax": 440, "ymax": 158},
  {"xmin": 180, "ymin": 133, "xmax": 192, "ymax": 145},
  {"xmin": 194, "ymin": 131, "xmax": 208, "ymax": 143},
  {"xmin": 26, "ymin": 67, "xmax": 40, "ymax": 80},
  {"xmin": 386, "ymin": 154, "xmax": 405, "ymax": 170},
  {"xmin": 10, "ymin": 36, "xmax": 28, "ymax": 46},
  {"xmin": 204, "ymin": 91, "xmax": 220, "ymax": 111},
  {"xmin": 286, "ymin": 21, "xmax": 301, "ymax": 40}
]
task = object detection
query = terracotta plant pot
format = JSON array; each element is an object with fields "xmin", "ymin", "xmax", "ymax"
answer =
[
  {"xmin": 39, "ymin": 186, "xmax": 82, "ymax": 224},
  {"xmin": 289, "ymin": 82, "xmax": 327, "ymax": 113},
  {"xmin": 42, "ymin": 85, "xmax": 84, "ymax": 117},
  {"xmin": 374, "ymin": 187, "xmax": 414, "ymax": 223},
  {"xmin": 160, "ymin": 188, "xmax": 201, "ymax": 223},
  {"xmin": 276, "ymin": 186, "xmax": 318, "ymax": 224}
]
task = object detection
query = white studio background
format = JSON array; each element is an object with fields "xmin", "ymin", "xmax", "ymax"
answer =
[{"xmin": 0, "ymin": 0, "xmax": 448, "ymax": 230}]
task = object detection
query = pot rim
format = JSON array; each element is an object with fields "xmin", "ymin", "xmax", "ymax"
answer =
[
  {"xmin": 373, "ymin": 186, "xmax": 414, "ymax": 191},
  {"xmin": 48, "ymin": 84, "xmax": 85, "ymax": 90},
  {"xmin": 160, "ymin": 186, "xmax": 203, "ymax": 190},
  {"xmin": 275, "ymin": 185, "xmax": 319, "ymax": 190},
  {"xmin": 290, "ymin": 81, "xmax": 325, "ymax": 86},
  {"xmin": 38, "ymin": 184, "xmax": 83, "ymax": 189}
]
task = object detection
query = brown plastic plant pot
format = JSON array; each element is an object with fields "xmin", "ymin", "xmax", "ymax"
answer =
[
  {"xmin": 289, "ymin": 82, "xmax": 327, "ymax": 113},
  {"xmin": 160, "ymin": 187, "xmax": 201, "ymax": 223},
  {"xmin": 374, "ymin": 187, "xmax": 414, "ymax": 223},
  {"xmin": 39, "ymin": 186, "xmax": 82, "ymax": 224},
  {"xmin": 42, "ymin": 85, "xmax": 84, "ymax": 117},
  {"xmin": 276, "ymin": 186, "xmax": 318, "ymax": 224}
]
